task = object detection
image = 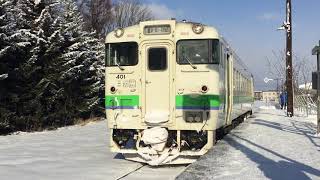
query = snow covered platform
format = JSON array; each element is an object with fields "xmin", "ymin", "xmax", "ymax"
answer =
[
  {"xmin": 177, "ymin": 102, "xmax": 320, "ymax": 180},
  {"xmin": 0, "ymin": 121, "xmax": 185, "ymax": 180}
]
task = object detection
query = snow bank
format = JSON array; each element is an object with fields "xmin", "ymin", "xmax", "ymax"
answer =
[
  {"xmin": 294, "ymin": 114, "xmax": 317, "ymax": 126},
  {"xmin": 258, "ymin": 106, "xmax": 276, "ymax": 110}
]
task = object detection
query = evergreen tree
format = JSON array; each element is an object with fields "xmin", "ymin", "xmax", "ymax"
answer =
[
  {"xmin": 0, "ymin": 0, "xmax": 14, "ymax": 133},
  {"xmin": 0, "ymin": 0, "xmax": 104, "ymax": 134},
  {"xmin": 58, "ymin": 0, "xmax": 104, "ymax": 120},
  {"xmin": 26, "ymin": 0, "xmax": 104, "ymax": 128},
  {"xmin": 26, "ymin": 0, "xmax": 66, "ymax": 129},
  {"xmin": 0, "ymin": 0, "xmax": 37, "ymax": 133}
]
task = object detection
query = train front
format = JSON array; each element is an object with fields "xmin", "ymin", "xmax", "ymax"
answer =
[{"xmin": 105, "ymin": 20, "xmax": 221, "ymax": 165}]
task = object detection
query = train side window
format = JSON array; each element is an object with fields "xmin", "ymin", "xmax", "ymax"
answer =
[
  {"xmin": 212, "ymin": 40, "xmax": 220, "ymax": 64},
  {"xmin": 238, "ymin": 74, "xmax": 240, "ymax": 92},
  {"xmin": 148, "ymin": 48, "xmax": 167, "ymax": 71},
  {"xmin": 221, "ymin": 44, "xmax": 225, "ymax": 66}
]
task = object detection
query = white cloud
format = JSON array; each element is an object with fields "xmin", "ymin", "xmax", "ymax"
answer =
[
  {"xmin": 147, "ymin": 3, "xmax": 183, "ymax": 20},
  {"xmin": 258, "ymin": 12, "xmax": 279, "ymax": 21}
]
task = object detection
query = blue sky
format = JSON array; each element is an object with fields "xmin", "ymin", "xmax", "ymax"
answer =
[{"xmin": 143, "ymin": 0, "xmax": 320, "ymax": 90}]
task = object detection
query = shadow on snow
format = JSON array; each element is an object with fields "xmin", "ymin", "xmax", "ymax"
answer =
[
  {"xmin": 252, "ymin": 119, "xmax": 320, "ymax": 149},
  {"xmin": 226, "ymin": 134, "xmax": 320, "ymax": 180}
]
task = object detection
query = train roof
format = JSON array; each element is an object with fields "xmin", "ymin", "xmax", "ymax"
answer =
[
  {"xmin": 105, "ymin": 19, "xmax": 253, "ymax": 79},
  {"xmin": 106, "ymin": 20, "xmax": 220, "ymax": 43}
]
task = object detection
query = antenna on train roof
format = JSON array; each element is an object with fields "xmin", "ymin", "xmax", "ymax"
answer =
[{"xmin": 182, "ymin": 19, "xmax": 187, "ymax": 23}]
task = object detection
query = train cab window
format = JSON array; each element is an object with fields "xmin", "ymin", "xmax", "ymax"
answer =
[
  {"xmin": 106, "ymin": 42, "xmax": 138, "ymax": 66},
  {"xmin": 148, "ymin": 48, "xmax": 167, "ymax": 70},
  {"xmin": 177, "ymin": 39, "xmax": 219, "ymax": 64}
]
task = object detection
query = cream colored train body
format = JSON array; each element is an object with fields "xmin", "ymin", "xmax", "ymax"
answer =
[{"xmin": 105, "ymin": 20, "xmax": 254, "ymax": 165}]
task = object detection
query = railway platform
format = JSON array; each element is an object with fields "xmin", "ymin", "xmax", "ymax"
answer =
[{"xmin": 177, "ymin": 102, "xmax": 320, "ymax": 180}]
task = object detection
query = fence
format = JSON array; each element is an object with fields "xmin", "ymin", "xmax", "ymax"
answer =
[{"xmin": 294, "ymin": 92, "xmax": 317, "ymax": 117}]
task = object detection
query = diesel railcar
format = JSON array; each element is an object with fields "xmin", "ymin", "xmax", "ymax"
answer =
[{"xmin": 105, "ymin": 20, "xmax": 254, "ymax": 165}]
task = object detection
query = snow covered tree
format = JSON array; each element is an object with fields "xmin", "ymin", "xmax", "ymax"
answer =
[
  {"xmin": 0, "ymin": 0, "xmax": 13, "ymax": 133},
  {"xmin": 0, "ymin": 0, "xmax": 104, "ymax": 133},
  {"xmin": 24, "ymin": 0, "xmax": 105, "ymax": 128},
  {"xmin": 0, "ymin": 0, "xmax": 38, "ymax": 132},
  {"xmin": 58, "ymin": 0, "xmax": 104, "ymax": 119}
]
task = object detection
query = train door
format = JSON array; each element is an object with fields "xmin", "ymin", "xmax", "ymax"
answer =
[
  {"xmin": 225, "ymin": 54, "xmax": 233, "ymax": 126},
  {"xmin": 142, "ymin": 41, "xmax": 173, "ymax": 124}
]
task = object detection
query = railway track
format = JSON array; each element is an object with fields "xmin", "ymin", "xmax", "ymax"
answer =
[
  {"xmin": 115, "ymin": 113, "xmax": 251, "ymax": 180},
  {"xmin": 116, "ymin": 164, "xmax": 146, "ymax": 180},
  {"xmin": 116, "ymin": 163, "xmax": 187, "ymax": 180}
]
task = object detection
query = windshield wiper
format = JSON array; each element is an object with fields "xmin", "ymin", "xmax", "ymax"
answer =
[
  {"xmin": 183, "ymin": 56, "xmax": 197, "ymax": 69},
  {"xmin": 114, "ymin": 51, "xmax": 124, "ymax": 71},
  {"xmin": 115, "ymin": 60, "xmax": 124, "ymax": 71}
]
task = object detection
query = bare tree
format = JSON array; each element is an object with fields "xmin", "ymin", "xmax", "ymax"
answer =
[
  {"xmin": 108, "ymin": 0, "xmax": 153, "ymax": 30},
  {"xmin": 266, "ymin": 50, "xmax": 315, "ymax": 91},
  {"xmin": 266, "ymin": 50, "xmax": 317, "ymax": 115},
  {"xmin": 78, "ymin": 0, "xmax": 113, "ymax": 38},
  {"xmin": 78, "ymin": 0, "xmax": 153, "ymax": 39}
]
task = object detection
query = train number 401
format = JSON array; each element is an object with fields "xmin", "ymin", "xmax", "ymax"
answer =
[{"xmin": 116, "ymin": 75, "xmax": 126, "ymax": 79}]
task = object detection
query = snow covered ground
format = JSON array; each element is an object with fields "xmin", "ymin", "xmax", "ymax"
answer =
[
  {"xmin": 1, "ymin": 102, "xmax": 318, "ymax": 180},
  {"xmin": 0, "ymin": 121, "xmax": 185, "ymax": 180},
  {"xmin": 177, "ymin": 102, "xmax": 320, "ymax": 180},
  {"xmin": 295, "ymin": 113, "xmax": 318, "ymax": 127}
]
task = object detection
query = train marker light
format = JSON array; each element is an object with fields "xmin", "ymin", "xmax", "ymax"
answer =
[
  {"xmin": 201, "ymin": 85, "xmax": 208, "ymax": 93},
  {"xmin": 114, "ymin": 28, "xmax": 124, "ymax": 38},
  {"xmin": 192, "ymin": 24, "xmax": 204, "ymax": 34},
  {"xmin": 110, "ymin": 86, "xmax": 116, "ymax": 93}
]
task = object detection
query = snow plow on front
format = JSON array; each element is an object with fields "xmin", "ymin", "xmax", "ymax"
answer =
[{"xmin": 105, "ymin": 20, "xmax": 254, "ymax": 165}]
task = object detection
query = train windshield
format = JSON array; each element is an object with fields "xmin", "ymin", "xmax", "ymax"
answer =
[
  {"xmin": 105, "ymin": 42, "xmax": 138, "ymax": 67},
  {"xmin": 177, "ymin": 39, "xmax": 219, "ymax": 64}
]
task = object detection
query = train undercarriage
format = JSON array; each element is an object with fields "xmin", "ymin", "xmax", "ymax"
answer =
[{"xmin": 111, "ymin": 111, "xmax": 252, "ymax": 166}]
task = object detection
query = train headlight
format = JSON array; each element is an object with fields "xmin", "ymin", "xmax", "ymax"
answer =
[
  {"xmin": 185, "ymin": 111, "xmax": 203, "ymax": 123},
  {"xmin": 187, "ymin": 116, "xmax": 194, "ymax": 122},
  {"xmin": 194, "ymin": 116, "xmax": 202, "ymax": 122},
  {"xmin": 192, "ymin": 23, "xmax": 204, "ymax": 34},
  {"xmin": 114, "ymin": 28, "xmax": 124, "ymax": 38}
]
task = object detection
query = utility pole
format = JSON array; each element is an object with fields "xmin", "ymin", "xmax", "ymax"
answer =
[
  {"xmin": 284, "ymin": 0, "xmax": 294, "ymax": 117},
  {"xmin": 312, "ymin": 41, "xmax": 320, "ymax": 135}
]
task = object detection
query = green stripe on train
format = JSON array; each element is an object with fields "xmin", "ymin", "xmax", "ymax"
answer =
[
  {"xmin": 104, "ymin": 94, "xmax": 253, "ymax": 107},
  {"xmin": 175, "ymin": 95, "xmax": 220, "ymax": 107},
  {"xmin": 218, "ymin": 95, "xmax": 253, "ymax": 104},
  {"xmin": 105, "ymin": 95, "xmax": 139, "ymax": 107},
  {"xmin": 233, "ymin": 96, "xmax": 254, "ymax": 104}
]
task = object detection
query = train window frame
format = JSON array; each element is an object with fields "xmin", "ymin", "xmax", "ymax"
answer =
[
  {"xmin": 219, "ymin": 43, "xmax": 224, "ymax": 68},
  {"xmin": 220, "ymin": 43, "xmax": 224, "ymax": 66},
  {"xmin": 147, "ymin": 47, "xmax": 168, "ymax": 71},
  {"xmin": 105, "ymin": 42, "xmax": 139, "ymax": 67},
  {"xmin": 176, "ymin": 39, "xmax": 220, "ymax": 65}
]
